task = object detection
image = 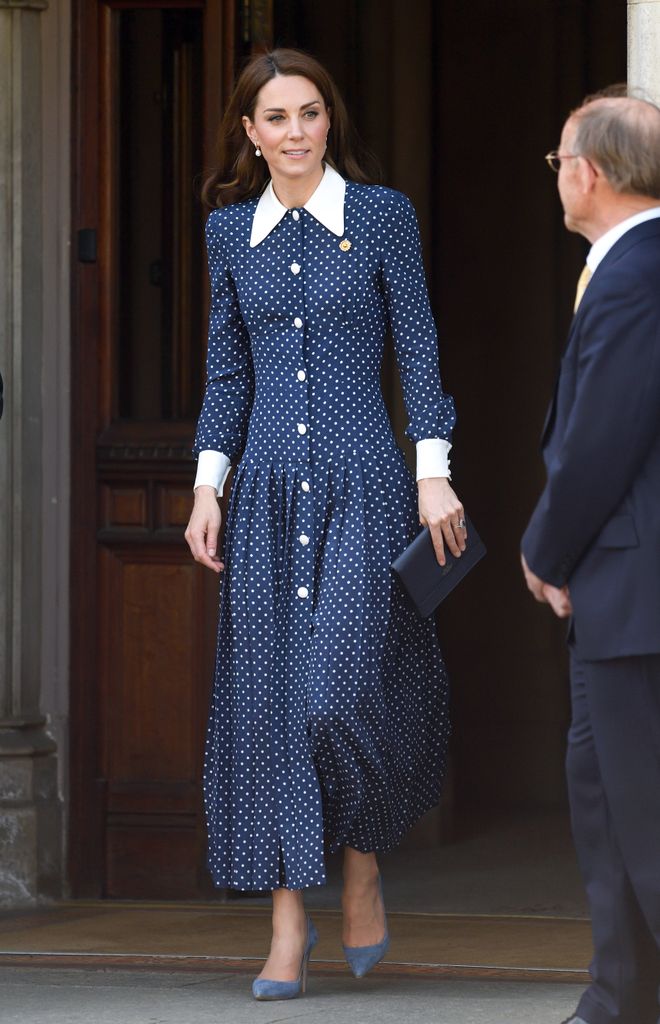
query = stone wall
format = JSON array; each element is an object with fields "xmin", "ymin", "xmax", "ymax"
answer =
[
  {"xmin": 629, "ymin": 0, "xmax": 660, "ymax": 103},
  {"xmin": 0, "ymin": 0, "xmax": 63, "ymax": 904}
]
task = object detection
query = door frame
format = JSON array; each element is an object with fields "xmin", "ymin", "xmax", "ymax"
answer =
[{"xmin": 69, "ymin": 0, "xmax": 232, "ymax": 897}]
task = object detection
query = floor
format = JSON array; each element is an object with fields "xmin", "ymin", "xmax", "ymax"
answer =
[
  {"xmin": 0, "ymin": 902, "xmax": 592, "ymax": 977},
  {"xmin": 0, "ymin": 967, "xmax": 580, "ymax": 1024},
  {"xmin": 0, "ymin": 810, "xmax": 588, "ymax": 1023}
]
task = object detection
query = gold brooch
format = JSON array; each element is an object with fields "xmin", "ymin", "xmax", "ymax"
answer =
[{"xmin": 339, "ymin": 239, "xmax": 352, "ymax": 252}]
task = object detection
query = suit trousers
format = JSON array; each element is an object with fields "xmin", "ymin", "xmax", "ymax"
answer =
[{"xmin": 569, "ymin": 651, "xmax": 660, "ymax": 1024}]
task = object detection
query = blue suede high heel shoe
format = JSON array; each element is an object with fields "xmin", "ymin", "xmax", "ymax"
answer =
[
  {"xmin": 252, "ymin": 915, "xmax": 318, "ymax": 1001},
  {"xmin": 343, "ymin": 876, "xmax": 389, "ymax": 978}
]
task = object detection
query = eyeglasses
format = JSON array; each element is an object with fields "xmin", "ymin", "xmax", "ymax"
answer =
[{"xmin": 544, "ymin": 150, "xmax": 580, "ymax": 172}]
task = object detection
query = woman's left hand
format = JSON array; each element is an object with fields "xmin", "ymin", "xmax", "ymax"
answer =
[{"xmin": 418, "ymin": 477, "xmax": 466, "ymax": 566}]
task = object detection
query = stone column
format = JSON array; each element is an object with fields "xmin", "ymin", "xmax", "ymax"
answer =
[
  {"xmin": 0, "ymin": 0, "xmax": 62, "ymax": 904},
  {"xmin": 628, "ymin": 0, "xmax": 660, "ymax": 103}
]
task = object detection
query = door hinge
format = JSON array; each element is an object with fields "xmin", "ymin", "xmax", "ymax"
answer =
[{"xmin": 78, "ymin": 228, "xmax": 97, "ymax": 264}]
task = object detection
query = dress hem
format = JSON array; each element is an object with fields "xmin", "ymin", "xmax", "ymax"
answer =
[{"xmin": 205, "ymin": 782, "xmax": 445, "ymax": 893}]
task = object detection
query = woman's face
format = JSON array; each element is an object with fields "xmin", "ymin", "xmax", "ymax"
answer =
[{"xmin": 243, "ymin": 75, "xmax": 330, "ymax": 186}]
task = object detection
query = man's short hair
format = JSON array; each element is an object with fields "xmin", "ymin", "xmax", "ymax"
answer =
[{"xmin": 572, "ymin": 91, "xmax": 660, "ymax": 200}]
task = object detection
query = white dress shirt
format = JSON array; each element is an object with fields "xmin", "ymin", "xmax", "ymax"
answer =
[{"xmin": 195, "ymin": 166, "xmax": 452, "ymax": 495}]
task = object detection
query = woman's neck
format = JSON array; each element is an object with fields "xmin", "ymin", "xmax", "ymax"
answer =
[{"xmin": 270, "ymin": 164, "xmax": 325, "ymax": 210}]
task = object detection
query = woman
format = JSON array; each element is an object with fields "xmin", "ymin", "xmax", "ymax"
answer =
[{"xmin": 185, "ymin": 48, "xmax": 465, "ymax": 1001}]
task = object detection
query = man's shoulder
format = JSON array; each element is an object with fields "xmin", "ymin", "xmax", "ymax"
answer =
[
  {"xmin": 592, "ymin": 220, "xmax": 660, "ymax": 303},
  {"xmin": 605, "ymin": 217, "xmax": 660, "ymax": 271}
]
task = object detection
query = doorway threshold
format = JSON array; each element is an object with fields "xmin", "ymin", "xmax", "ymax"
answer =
[{"xmin": 0, "ymin": 903, "xmax": 589, "ymax": 983}]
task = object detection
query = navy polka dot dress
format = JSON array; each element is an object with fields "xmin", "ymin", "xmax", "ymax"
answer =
[{"xmin": 194, "ymin": 166, "xmax": 455, "ymax": 891}]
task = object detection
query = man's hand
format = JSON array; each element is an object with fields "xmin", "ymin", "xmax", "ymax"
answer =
[
  {"xmin": 521, "ymin": 553, "xmax": 547, "ymax": 602},
  {"xmin": 521, "ymin": 553, "xmax": 572, "ymax": 618},
  {"xmin": 542, "ymin": 583, "xmax": 573, "ymax": 619}
]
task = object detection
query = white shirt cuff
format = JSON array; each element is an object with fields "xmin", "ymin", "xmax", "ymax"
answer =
[
  {"xmin": 416, "ymin": 438, "xmax": 452, "ymax": 480},
  {"xmin": 194, "ymin": 450, "xmax": 232, "ymax": 497}
]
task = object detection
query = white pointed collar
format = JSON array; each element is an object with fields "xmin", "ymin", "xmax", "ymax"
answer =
[{"xmin": 250, "ymin": 163, "xmax": 346, "ymax": 247}]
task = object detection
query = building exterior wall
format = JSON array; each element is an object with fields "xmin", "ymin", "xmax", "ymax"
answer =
[
  {"xmin": 628, "ymin": 0, "xmax": 660, "ymax": 102},
  {"xmin": 0, "ymin": 0, "xmax": 68, "ymax": 904},
  {"xmin": 41, "ymin": 0, "xmax": 72, "ymax": 863}
]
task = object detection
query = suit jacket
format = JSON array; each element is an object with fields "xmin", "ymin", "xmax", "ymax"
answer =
[{"xmin": 522, "ymin": 218, "xmax": 660, "ymax": 661}]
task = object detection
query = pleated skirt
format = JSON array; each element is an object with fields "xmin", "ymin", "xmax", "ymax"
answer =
[{"xmin": 203, "ymin": 447, "xmax": 450, "ymax": 891}]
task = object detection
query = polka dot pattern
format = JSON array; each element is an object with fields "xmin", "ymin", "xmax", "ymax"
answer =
[{"xmin": 195, "ymin": 182, "xmax": 454, "ymax": 891}]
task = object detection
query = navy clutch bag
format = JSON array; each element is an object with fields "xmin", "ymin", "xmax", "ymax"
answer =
[{"xmin": 391, "ymin": 516, "xmax": 486, "ymax": 618}]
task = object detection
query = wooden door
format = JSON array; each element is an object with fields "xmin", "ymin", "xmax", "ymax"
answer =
[{"xmin": 70, "ymin": 0, "xmax": 272, "ymax": 899}]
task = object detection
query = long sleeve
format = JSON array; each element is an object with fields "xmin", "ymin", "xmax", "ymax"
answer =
[
  {"xmin": 193, "ymin": 210, "xmax": 255, "ymax": 464},
  {"xmin": 381, "ymin": 192, "xmax": 456, "ymax": 451},
  {"xmin": 522, "ymin": 269, "xmax": 660, "ymax": 586}
]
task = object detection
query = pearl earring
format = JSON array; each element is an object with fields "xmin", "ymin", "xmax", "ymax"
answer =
[{"xmin": 255, "ymin": 144, "xmax": 261, "ymax": 157}]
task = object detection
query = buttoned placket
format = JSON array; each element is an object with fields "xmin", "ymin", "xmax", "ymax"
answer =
[{"xmin": 290, "ymin": 209, "xmax": 314, "ymax": 623}]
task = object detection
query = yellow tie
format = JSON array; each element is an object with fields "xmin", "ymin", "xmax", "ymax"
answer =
[{"xmin": 574, "ymin": 264, "xmax": 592, "ymax": 312}]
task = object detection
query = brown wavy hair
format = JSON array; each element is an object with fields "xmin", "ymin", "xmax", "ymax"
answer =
[{"xmin": 202, "ymin": 48, "xmax": 380, "ymax": 209}]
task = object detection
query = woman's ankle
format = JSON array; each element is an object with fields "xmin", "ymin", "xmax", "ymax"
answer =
[
  {"xmin": 342, "ymin": 847, "xmax": 380, "ymax": 888},
  {"xmin": 271, "ymin": 887, "xmax": 307, "ymax": 934}
]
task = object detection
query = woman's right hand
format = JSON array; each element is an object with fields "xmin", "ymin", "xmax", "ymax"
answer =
[{"xmin": 185, "ymin": 486, "xmax": 224, "ymax": 573}]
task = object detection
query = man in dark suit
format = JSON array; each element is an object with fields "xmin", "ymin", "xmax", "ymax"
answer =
[{"xmin": 522, "ymin": 94, "xmax": 660, "ymax": 1024}]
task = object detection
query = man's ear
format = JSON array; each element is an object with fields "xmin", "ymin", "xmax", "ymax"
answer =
[
  {"xmin": 579, "ymin": 155, "xmax": 600, "ymax": 194},
  {"xmin": 581, "ymin": 154, "xmax": 601, "ymax": 194}
]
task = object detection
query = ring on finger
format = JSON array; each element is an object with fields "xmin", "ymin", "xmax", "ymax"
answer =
[{"xmin": 456, "ymin": 517, "xmax": 467, "ymax": 530}]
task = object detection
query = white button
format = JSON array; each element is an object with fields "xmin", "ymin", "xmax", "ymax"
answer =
[
  {"xmin": 301, "ymin": 481, "xmax": 310, "ymax": 492},
  {"xmin": 297, "ymin": 370, "xmax": 306, "ymax": 381},
  {"xmin": 290, "ymin": 263, "xmax": 301, "ymax": 275},
  {"xmin": 297, "ymin": 586, "xmax": 309, "ymax": 598},
  {"xmin": 299, "ymin": 534, "xmax": 310, "ymax": 546},
  {"xmin": 297, "ymin": 423, "xmax": 307, "ymax": 435},
  {"xmin": 294, "ymin": 317, "xmax": 303, "ymax": 329},
  {"xmin": 292, "ymin": 210, "xmax": 300, "ymax": 221}
]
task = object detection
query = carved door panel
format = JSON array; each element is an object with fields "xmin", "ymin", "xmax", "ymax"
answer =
[{"xmin": 70, "ymin": 0, "xmax": 272, "ymax": 898}]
